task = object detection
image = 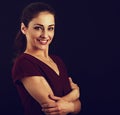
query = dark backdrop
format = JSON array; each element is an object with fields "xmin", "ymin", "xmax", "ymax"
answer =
[{"xmin": 0, "ymin": 0, "xmax": 120, "ymax": 115}]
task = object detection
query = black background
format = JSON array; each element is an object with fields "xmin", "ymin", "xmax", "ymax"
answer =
[{"xmin": 0, "ymin": 0, "xmax": 120, "ymax": 115}]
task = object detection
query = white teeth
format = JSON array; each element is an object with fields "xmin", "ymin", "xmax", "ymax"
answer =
[
  {"xmin": 37, "ymin": 39, "xmax": 48, "ymax": 45},
  {"xmin": 40, "ymin": 40, "xmax": 47, "ymax": 43},
  {"xmin": 40, "ymin": 40, "xmax": 47, "ymax": 42},
  {"xmin": 37, "ymin": 38, "xmax": 50, "ymax": 45}
]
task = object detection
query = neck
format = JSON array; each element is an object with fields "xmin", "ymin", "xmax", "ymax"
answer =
[{"xmin": 24, "ymin": 48, "xmax": 49, "ymax": 59}]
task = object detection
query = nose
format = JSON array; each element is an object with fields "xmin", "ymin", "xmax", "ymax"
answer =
[{"xmin": 41, "ymin": 30, "xmax": 48, "ymax": 38}]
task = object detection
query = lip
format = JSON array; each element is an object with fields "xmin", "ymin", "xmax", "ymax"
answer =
[{"xmin": 37, "ymin": 39, "xmax": 49, "ymax": 45}]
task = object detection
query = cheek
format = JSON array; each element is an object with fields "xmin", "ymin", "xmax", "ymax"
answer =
[
  {"xmin": 26, "ymin": 33, "xmax": 36, "ymax": 42},
  {"xmin": 32, "ymin": 31, "xmax": 40, "ymax": 37},
  {"xmin": 50, "ymin": 32, "xmax": 55, "ymax": 38},
  {"xmin": 29, "ymin": 32, "xmax": 40, "ymax": 39}
]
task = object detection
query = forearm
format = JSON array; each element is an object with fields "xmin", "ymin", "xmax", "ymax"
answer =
[
  {"xmin": 57, "ymin": 99, "xmax": 81, "ymax": 115},
  {"xmin": 62, "ymin": 77, "xmax": 80, "ymax": 102},
  {"xmin": 71, "ymin": 99, "xmax": 81, "ymax": 115},
  {"xmin": 62, "ymin": 89, "xmax": 80, "ymax": 102},
  {"xmin": 41, "ymin": 95, "xmax": 81, "ymax": 115}
]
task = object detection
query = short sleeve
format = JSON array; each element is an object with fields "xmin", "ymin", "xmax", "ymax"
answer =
[{"xmin": 12, "ymin": 57, "xmax": 43, "ymax": 84}]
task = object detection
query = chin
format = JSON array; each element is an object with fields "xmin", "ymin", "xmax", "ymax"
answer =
[{"xmin": 38, "ymin": 46, "xmax": 48, "ymax": 51}]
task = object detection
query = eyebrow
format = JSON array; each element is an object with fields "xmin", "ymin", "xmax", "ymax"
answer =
[{"xmin": 34, "ymin": 24, "xmax": 55, "ymax": 27}]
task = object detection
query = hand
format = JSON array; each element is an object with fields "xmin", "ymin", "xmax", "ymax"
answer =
[
  {"xmin": 69, "ymin": 77, "xmax": 79, "ymax": 90},
  {"xmin": 41, "ymin": 94, "xmax": 74, "ymax": 115},
  {"xmin": 69, "ymin": 77, "xmax": 80, "ymax": 97}
]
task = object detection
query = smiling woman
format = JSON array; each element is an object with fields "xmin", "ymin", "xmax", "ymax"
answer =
[
  {"xmin": 21, "ymin": 11, "xmax": 55, "ymax": 51},
  {"xmin": 12, "ymin": 2, "xmax": 81, "ymax": 115}
]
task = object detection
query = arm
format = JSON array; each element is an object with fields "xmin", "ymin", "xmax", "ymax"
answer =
[
  {"xmin": 42, "ymin": 95, "xmax": 81, "ymax": 115},
  {"xmin": 22, "ymin": 76, "xmax": 81, "ymax": 114},
  {"xmin": 62, "ymin": 77, "xmax": 80, "ymax": 102},
  {"xmin": 71, "ymin": 99, "xmax": 81, "ymax": 115},
  {"xmin": 42, "ymin": 77, "xmax": 81, "ymax": 115},
  {"xmin": 21, "ymin": 76, "xmax": 55, "ymax": 105},
  {"xmin": 62, "ymin": 77, "xmax": 81, "ymax": 114}
]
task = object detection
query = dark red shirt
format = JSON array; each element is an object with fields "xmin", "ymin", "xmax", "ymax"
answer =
[{"xmin": 12, "ymin": 53, "xmax": 72, "ymax": 115}]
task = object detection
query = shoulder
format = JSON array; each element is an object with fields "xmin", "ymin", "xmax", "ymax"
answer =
[
  {"xmin": 12, "ymin": 53, "xmax": 43, "ymax": 82},
  {"xmin": 12, "ymin": 53, "xmax": 36, "ymax": 71},
  {"xmin": 50, "ymin": 54, "xmax": 67, "ymax": 68},
  {"xmin": 50, "ymin": 54, "xmax": 63, "ymax": 62},
  {"xmin": 50, "ymin": 55, "xmax": 66, "ymax": 66},
  {"xmin": 14, "ymin": 53, "xmax": 36, "ymax": 65},
  {"xmin": 15, "ymin": 53, "xmax": 26, "ymax": 63}
]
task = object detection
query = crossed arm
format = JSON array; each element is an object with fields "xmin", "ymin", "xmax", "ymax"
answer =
[{"xmin": 21, "ymin": 76, "xmax": 81, "ymax": 115}]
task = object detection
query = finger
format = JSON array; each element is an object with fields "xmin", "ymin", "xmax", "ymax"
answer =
[
  {"xmin": 42, "ymin": 106, "xmax": 59, "ymax": 113},
  {"xmin": 69, "ymin": 77, "xmax": 74, "ymax": 84},
  {"xmin": 69, "ymin": 77, "xmax": 78, "ymax": 85},
  {"xmin": 41, "ymin": 102, "xmax": 57, "ymax": 108},
  {"xmin": 49, "ymin": 94, "xmax": 61, "ymax": 101},
  {"xmin": 45, "ymin": 111, "xmax": 60, "ymax": 115},
  {"xmin": 69, "ymin": 77, "xmax": 72, "ymax": 82}
]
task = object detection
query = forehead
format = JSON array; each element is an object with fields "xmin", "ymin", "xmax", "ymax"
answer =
[{"xmin": 30, "ymin": 11, "xmax": 55, "ymax": 25}]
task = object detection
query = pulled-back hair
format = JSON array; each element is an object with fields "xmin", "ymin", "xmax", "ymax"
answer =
[{"xmin": 14, "ymin": 2, "xmax": 55, "ymax": 57}]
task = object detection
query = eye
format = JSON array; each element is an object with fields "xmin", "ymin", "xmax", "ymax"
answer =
[
  {"xmin": 48, "ymin": 27, "xmax": 54, "ymax": 31},
  {"xmin": 34, "ymin": 26, "xmax": 43, "ymax": 30}
]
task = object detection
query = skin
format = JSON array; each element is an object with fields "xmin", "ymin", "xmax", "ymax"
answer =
[
  {"xmin": 42, "ymin": 78, "xmax": 81, "ymax": 115},
  {"xmin": 21, "ymin": 11, "xmax": 81, "ymax": 115}
]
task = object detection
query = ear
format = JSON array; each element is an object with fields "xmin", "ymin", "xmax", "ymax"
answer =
[{"xmin": 21, "ymin": 23, "xmax": 27, "ymax": 35}]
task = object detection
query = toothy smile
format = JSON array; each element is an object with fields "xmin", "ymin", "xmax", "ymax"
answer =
[{"xmin": 37, "ymin": 39, "xmax": 48, "ymax": 45}]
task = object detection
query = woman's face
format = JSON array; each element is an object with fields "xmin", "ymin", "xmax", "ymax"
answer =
[{"xmin": 21, "ymin": 11, "xmax": 55, "ymax": 51}]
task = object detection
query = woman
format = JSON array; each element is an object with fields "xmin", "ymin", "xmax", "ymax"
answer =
[{"xmin": 12, "ymin": 2, "xmax": 81, "ymax": 115}]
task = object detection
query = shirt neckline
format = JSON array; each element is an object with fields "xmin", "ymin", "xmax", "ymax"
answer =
[{"xmin": 23, "ymin": 53, "xmax": 61, "ymax": 77}]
